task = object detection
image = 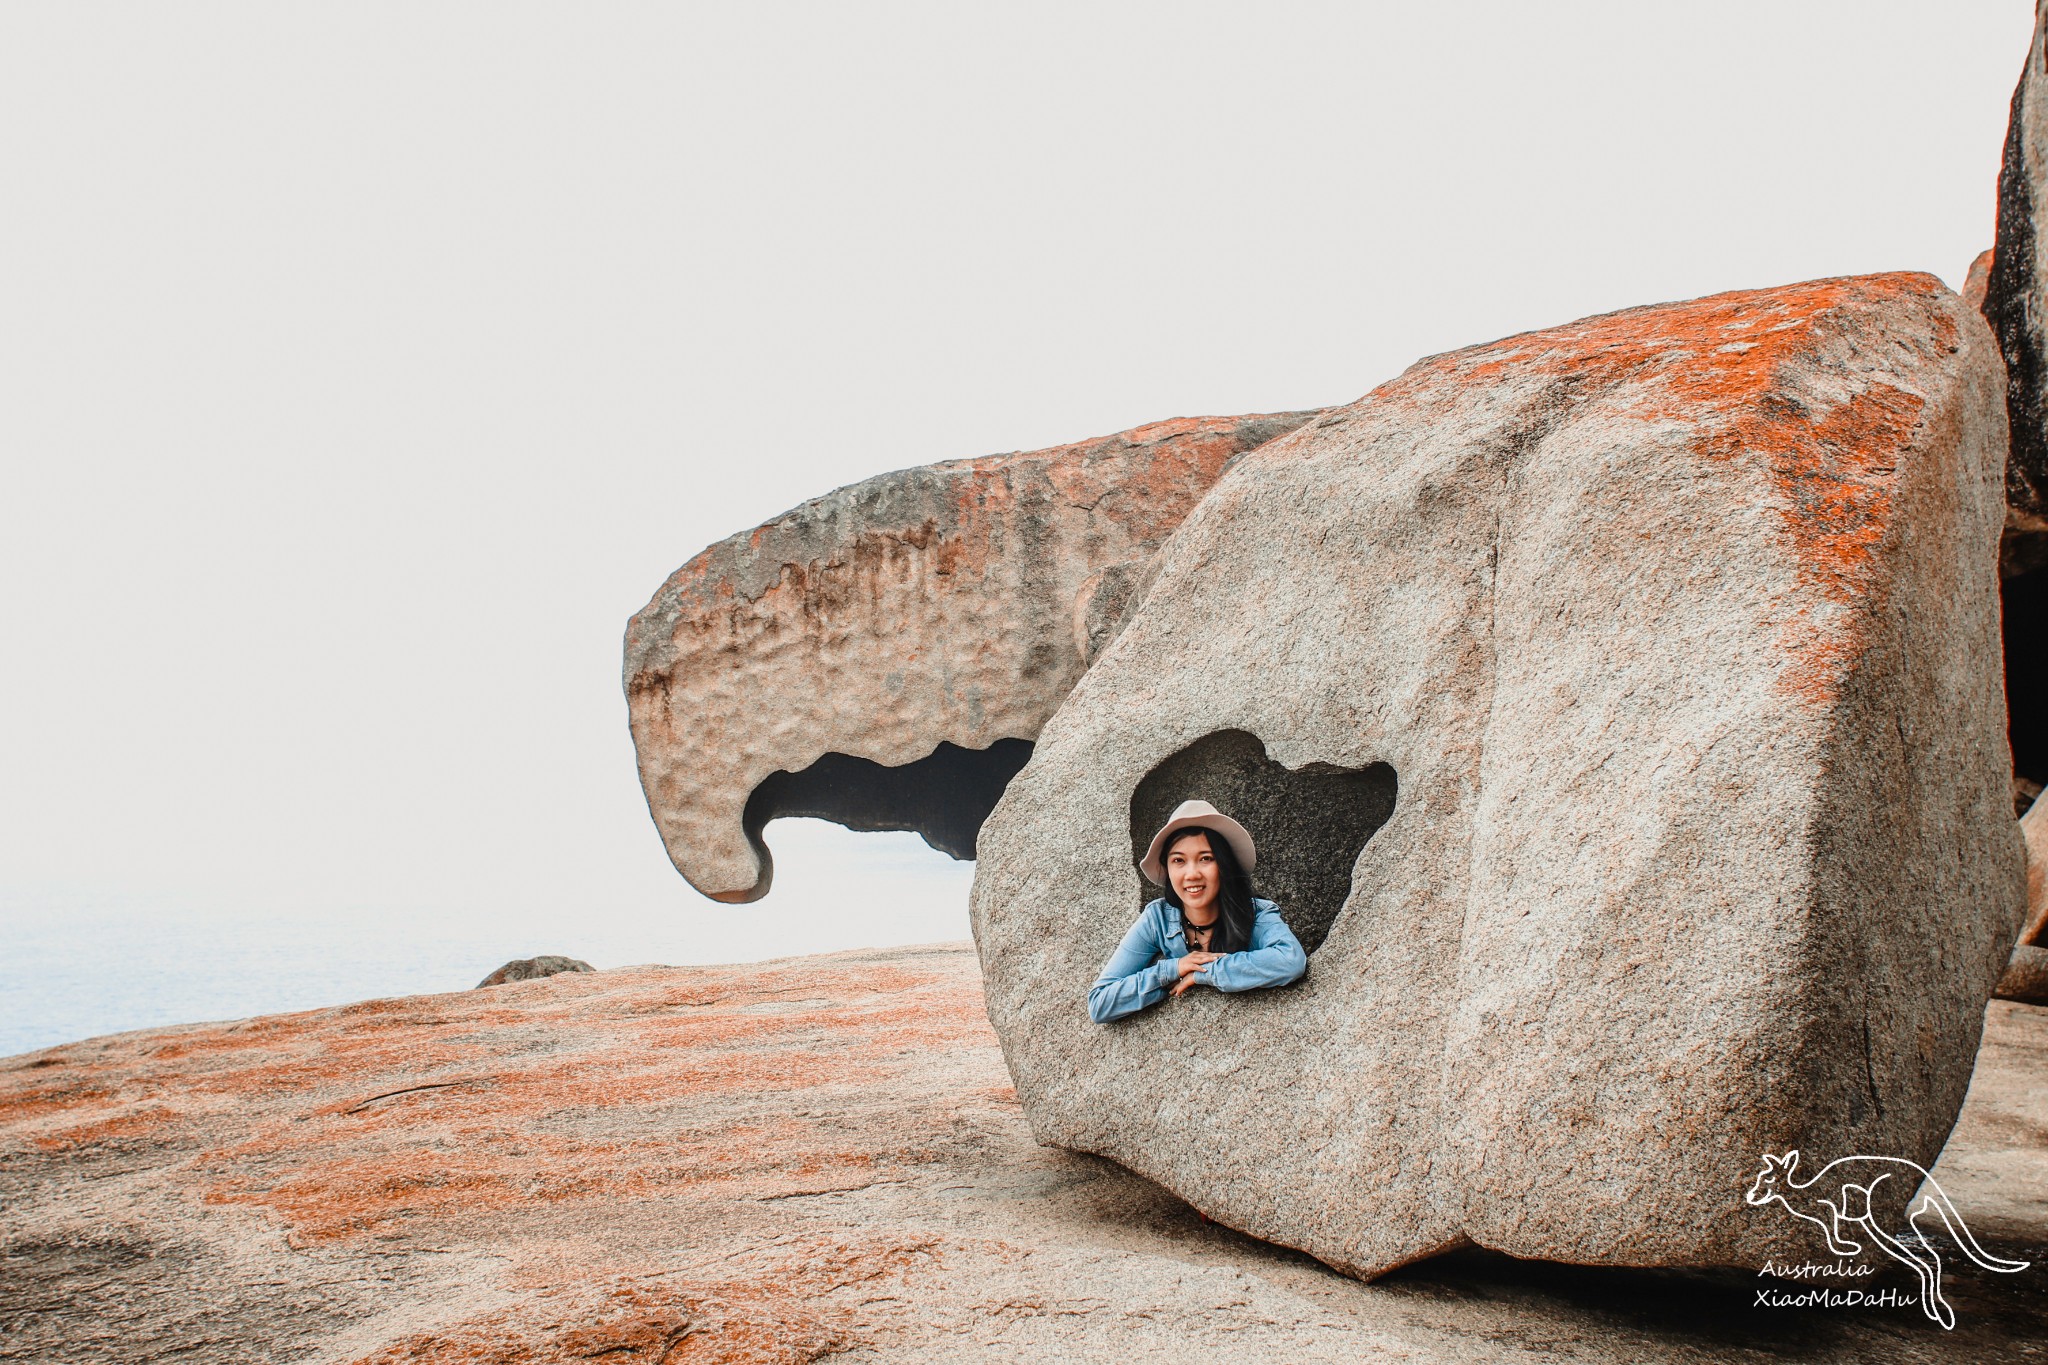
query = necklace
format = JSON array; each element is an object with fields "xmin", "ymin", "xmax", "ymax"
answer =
[{"xmin": 1183, "ymin": 913, "xmax": 1217, "ymax": 948}]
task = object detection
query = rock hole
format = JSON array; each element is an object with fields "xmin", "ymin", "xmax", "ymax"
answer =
[
  {"xmin": 1128, "ymin": 729, "xmax": 1397, "ymax": 954},
  {"xmin": 742, "ymin": 738, "xmax": 1034, "ymax": 861}
]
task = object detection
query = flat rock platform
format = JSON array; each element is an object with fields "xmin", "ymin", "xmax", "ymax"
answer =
[{"xmin": 5, "ymin": 943, "xmax": 2046, "ymax": 1363}]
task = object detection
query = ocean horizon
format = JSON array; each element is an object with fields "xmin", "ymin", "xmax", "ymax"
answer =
[{"xmin": 1, "ymin": 820, "xmax": 977, "ymax": 1058}]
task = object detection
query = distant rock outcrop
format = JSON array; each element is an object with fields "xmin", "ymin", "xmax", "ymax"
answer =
[
  {"xmin": 971, "ymin": 273, "xmax": 2025, "ymax": 1279},
  {"xmin": 474, "ymin": 955, "xmax": 593, "ymax": 989},
  {"xmin": 623, "ymin": 412, "xmax": 1318, "ymax": 903}
]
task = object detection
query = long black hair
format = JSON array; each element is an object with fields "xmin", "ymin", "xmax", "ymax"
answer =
[{"xmin": 1158, "ymin": 824, "xmax": 1257, "ymax": 954}]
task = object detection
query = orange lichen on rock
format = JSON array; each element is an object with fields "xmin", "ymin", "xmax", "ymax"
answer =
[
  {"xmin": 969, "ymin": 269, "xmax": 2015, "ymax": 1282},
  {"xmin": 1373, "ymin": 273, "xmax": 1952, "ymax": 706},
  {"xmin": 11, "ymin": 943, "xmax": 2048, "ymax": 1360},
  {"xmin": 0, "ymin": 1078, "xmax": 118, "ymax": 1126},
  {"xmin": 344, "ymin": 1235, "xmax": 947, "ymax": 1365},
  {"xmin": 5, "ymin": 943, "xmax": 1181, "ymax": 1361},
  {"xmin": 27, "ymin": 1102, "xmax": 183, "ymax": 1153},
  {"xmin": 3, "ymin": 949, "xmax": 997, "ymax": 1252},
  {"xmin": 622, "ymin": 408, "xmax": 1322, "ymax": 903},
  {"xmin": 186, "ymin": 978, "xmax": 983, "ymax": 1244}
]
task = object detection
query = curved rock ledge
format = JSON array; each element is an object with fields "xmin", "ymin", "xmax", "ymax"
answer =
[{"xmin": 624, "ymin": 412, "xmax": 1319, "ymax": 902}]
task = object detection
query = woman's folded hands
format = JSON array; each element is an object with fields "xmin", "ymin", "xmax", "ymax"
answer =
[{"xmin": 1170, "ymin": 950, "xmax": 1224, "ymax": 997}]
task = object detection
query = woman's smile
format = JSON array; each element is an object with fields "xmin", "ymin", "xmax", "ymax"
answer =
[{"xmin": 1167, "ymin": 830, "xmax": 1222, "ymax": 921}]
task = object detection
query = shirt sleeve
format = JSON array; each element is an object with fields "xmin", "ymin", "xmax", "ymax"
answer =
[
  {"xmin": 1197, "ymin": 901, "xmax": 1307, "ymax": 993},
  {"xmin": 1088, "ymin": 904, "xmax": 1178, "ymax": 1023}
]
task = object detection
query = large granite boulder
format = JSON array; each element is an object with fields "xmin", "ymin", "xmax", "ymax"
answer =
[
  {"xmin": 624, "ymin": 412, "xmax": 1316, "ymax": 902},
  {"xmin": 970, "ymin": 273, "xmax": 2026, "ymax": 1278},
  {"xmin": 1987, "ymin": 0, "xmax": 2048, "ymax": 531}
]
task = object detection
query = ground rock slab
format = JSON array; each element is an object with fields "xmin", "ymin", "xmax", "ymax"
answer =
[{"xmin": 9, "ymin": 947, "xmax": 2048, "ymax": 1362}]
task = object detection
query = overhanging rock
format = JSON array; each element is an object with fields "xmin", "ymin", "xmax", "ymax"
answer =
[
  {"xmin": 624, "ymin": 412, "xmax": 1318, "ymax": 902},
  {"xmin": 969, "ymin": 273, "xmax": 2027, "ymax": 1277}
]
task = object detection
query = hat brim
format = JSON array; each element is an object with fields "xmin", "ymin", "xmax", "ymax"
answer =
[{"xmin": 1140, "ymin": 812, "xmax": 1256, "ymax": 885}]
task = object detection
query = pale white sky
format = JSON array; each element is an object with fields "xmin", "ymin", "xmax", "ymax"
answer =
[{"xmin": 0, "ymin": 2, "xmax": 2035, "ymax": 973}]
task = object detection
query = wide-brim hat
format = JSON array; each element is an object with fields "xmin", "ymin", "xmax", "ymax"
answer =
[{"xmin": 1139, "ymin": 798, "xmax": 1257, "ymax": 885}]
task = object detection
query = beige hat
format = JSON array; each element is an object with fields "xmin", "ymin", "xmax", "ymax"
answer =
[{"xmin": 1139, "ymin": 799, "xmax": 1257, "ymax": 885}]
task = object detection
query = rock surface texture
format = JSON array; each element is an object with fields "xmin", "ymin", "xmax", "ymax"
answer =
[
  {"xmin": 8, "ymin": 946, "xmax": 2048, "ymax": 1363},
  {"xmin": 624, "ymin": 412, "xmax": 1317, "ymax": 903},
  {"xmin": 971, "ymin": 273, "xmax": 2026, "ymax": 1279},
  {"xmin": 1989, "ymin": 1, "xmax": 2048, "ymax": 530},
  {"xmin": 1995, "ymin": 793, "xmax": 2048, "ymax": 1003},
  {"xmin": 474, "ymin": 955, "xmax": 594, "ymax": 989}
]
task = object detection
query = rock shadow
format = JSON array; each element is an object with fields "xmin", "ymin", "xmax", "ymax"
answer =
[
  {"xmin": 2005, "ymin": 529, "xmax": 2048, "ymax": 814},
  {"xmin": 743, "ymin": 738, "xmax": 1034, "ymax": 861},
  {"xmin": 1128, "ymin": 729, "xmax": 1396, "ymax": 954}
]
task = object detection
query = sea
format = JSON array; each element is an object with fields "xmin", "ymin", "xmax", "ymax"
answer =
[{"xmin": 0, "ymin": 821, "xmax": 978, "ymax": 1058}]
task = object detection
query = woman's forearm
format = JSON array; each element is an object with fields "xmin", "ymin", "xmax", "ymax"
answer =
[
  {"xmin": 1087, "ymin": 958, "xmax": 1178, "ymax": 1022},
  {"xmin": 1202, "ymin": 920, "xmax": 1307, "ymax": 992}
]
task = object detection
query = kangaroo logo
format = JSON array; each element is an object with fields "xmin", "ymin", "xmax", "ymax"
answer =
[{"xmin": 1746, "ymin": 1150, "xmax": 2027, "ymax": 1329}]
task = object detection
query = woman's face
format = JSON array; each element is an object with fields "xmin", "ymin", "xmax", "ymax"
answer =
[{"xmin": 1167, "ymin": 830, "xmax": 1221, "ymax": 919}]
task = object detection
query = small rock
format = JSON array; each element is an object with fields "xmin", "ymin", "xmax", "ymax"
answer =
[
  {"xmin": 475, "ymin": 956, "xmax": 594, "ymax": 989},
  {"xmin": 1997, "ymin": 944, "xmax": 2048, "ymax": 1004},
  {"xmin": 2014, "ymin": 774, "xmax": 2043, "ymax": 819}
]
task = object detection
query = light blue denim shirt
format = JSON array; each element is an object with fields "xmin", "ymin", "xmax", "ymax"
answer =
[{"xmin": 1087, "ymin": 896, "xmax": 1307, "ymax": 1024}]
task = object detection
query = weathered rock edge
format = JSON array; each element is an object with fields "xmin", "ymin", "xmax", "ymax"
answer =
[
  {"xmin": 970, "ymin": 272, "xmax": 2026, "ymax": 1280},
  {"xmin": 1986, "ymin": 0, "xmax": 2048, "ymax": 530},
  {"xmin": 624, "ymin": 412, "xmax": 1317, "ymax": 902}
]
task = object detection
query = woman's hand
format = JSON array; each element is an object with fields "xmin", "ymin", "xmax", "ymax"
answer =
[{"xmin": 1171, "ymin": 951, "xmax": 1223, "ymax": 996}]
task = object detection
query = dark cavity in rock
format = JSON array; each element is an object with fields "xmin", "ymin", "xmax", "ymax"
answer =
[
  {"xmin": 1128, "ymin": 729, "xmax": 1396, "ymax": 954},
  {"xmin": 2005, "ymin": 531, "xmax": 2048, "ymax": 807},
  {"xmin": 1990, "ymin": 43, "xmax": 2048, "ymax": 523},
  {"xmin": 744, "ymin": 738, "xmax": 1035, "ymax": 861}
]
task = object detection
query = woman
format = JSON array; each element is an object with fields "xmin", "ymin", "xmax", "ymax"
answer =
[{"xmin": 1087, "ymin": 798, "xmax": 1307, "ymax": 1024}]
